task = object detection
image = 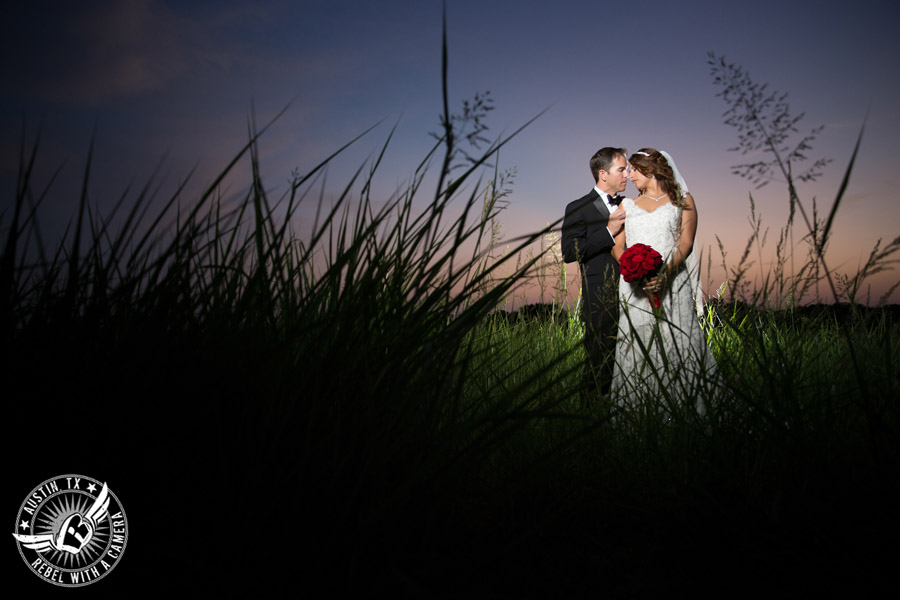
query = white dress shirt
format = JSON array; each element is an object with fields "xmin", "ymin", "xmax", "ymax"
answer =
[{"xmin": 594, "ymin": 186, "xmax": 623, "ymax": 243}]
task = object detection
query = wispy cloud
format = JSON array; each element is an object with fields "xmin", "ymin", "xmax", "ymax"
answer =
[{"xmin": 3, "ymin": 0, "xmax": 283, "ymax": 105}]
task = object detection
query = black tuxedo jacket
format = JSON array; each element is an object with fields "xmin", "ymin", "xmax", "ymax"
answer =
[{"xmin": 561, "ymin": 189, "xmax": 620, "ymax": 318}]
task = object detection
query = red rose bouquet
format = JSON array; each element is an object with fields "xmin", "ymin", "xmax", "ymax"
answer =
[{"xmin": 619, "ymin": 243, "xmax": 664, "ymax": 308}]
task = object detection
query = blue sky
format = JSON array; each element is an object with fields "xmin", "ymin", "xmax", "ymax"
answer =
[{"xmin": 3, "ymin": 0, "xmax": 898, "ymax": 303}]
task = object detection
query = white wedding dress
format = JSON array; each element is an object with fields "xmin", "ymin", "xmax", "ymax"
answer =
[{"xmin": 611, "ymin": 198, "xmax": 716, "ymax": 413}]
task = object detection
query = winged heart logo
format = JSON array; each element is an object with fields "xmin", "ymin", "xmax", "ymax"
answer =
[
  {"xmin": 12, "ymin": 475, "xmax": 128, "ymax": 587},
  {"xmin": 13, "ymin": 482, "xmax": 110, "ymax": 555}
]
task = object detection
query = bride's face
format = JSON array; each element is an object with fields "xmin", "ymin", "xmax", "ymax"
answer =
[{"xmin": 629, "ymin": 165, "xmax": 650, "ymax": 192}]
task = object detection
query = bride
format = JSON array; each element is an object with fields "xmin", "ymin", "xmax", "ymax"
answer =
[{"xmin": 610, "ymin": 148, "xmax": 716, "ymax": 413}]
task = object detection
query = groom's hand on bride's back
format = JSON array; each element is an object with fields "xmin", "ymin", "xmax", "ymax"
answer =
[{"xmin": 608, "ymin": 207, "xmax": 625, "ymax": 237}]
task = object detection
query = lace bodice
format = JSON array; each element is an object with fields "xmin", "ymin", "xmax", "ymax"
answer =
[{"xmin": 622, "ymin": 198, "xmax": 681, "ymax": 261}]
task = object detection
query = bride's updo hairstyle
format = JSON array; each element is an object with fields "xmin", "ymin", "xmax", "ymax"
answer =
[{"xmin": 629, "ymin": 148, "xmax": 684, "ymax": 207}]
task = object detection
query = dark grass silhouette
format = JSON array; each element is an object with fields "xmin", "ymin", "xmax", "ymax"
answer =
[{"xmin": 4, "ymin": 40, "xmax": 899, "ymax": 599}]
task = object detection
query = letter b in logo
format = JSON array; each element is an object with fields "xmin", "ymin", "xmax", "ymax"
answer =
[{"xmin": 58, "ymin": 514, "xmax": 93, "ymax": 554}]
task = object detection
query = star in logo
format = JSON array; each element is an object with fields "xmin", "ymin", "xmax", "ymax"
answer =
[{"xmin": 19, "ymin": 520, "xmax": 29, "ymax": 530}]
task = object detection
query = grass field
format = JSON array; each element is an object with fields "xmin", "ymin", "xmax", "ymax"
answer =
[{"xmin": 4, "ymin": 90, "xmax": 898, "ymax": 595}]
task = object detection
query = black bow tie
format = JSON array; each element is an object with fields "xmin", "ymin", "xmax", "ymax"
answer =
[{"xmin": 607, "ymin": 194, "xmax": 622, "ymax": 206}]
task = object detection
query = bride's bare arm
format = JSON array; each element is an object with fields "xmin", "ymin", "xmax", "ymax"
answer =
[
  {"xmin": 670, "ymin": 192, "xmax": 697, "ymax": 272},
  {"xmin": 612, "ymin": 226, "xmax": 626, "ymax": 261}
]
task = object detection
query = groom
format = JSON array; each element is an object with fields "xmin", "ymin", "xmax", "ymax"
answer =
[{"xmin": 562, "ymin": 147, "xmax": 628, "ymax": 396}]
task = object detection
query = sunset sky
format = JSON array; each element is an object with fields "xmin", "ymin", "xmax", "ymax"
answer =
[{"xmin": 3, "ymin": 0, "xmax": 898, "ymax": 304}]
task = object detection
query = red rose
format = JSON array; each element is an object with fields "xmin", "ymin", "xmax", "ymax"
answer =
[{"xmin": 619, "ymin": 243, "xmax": 664, "ymax": 308}]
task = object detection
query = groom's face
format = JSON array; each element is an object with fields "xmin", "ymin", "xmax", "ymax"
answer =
[{"xmin": 599, "ymin": 155, "xmax": 628, "ymax": 194}]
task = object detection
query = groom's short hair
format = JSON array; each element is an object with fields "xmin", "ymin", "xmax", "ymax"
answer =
[{"xmin": 590, "ymin": 147, "xmax": 627, "ymax": 183}]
